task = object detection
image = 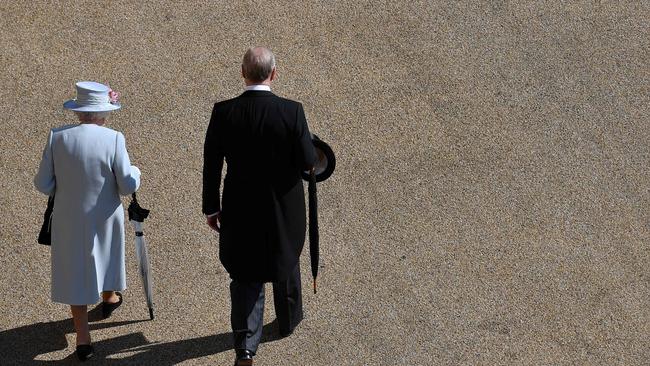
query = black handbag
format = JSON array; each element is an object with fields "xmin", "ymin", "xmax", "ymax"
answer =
[{"xmin": 38, "ymin": 195, "xmax": 54, "ymax": 245}]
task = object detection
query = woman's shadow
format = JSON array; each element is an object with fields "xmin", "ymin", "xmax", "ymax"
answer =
[{"xmin": 1, "ymin": 304, "xmax": 283, "ymax": 365}]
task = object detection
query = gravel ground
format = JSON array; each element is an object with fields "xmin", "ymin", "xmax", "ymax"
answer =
[{"xmin": 0, "ymin": 1, "xmax": 648, "ymax": 365}]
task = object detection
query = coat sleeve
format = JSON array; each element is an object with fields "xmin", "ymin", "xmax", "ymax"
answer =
[
  {"xmin": 34, "ymin": 130, "xmax": 56, "ymax": 196},
  {"xmin": 202, "ymin": 104, "xmax": 225, "ymax": 215},
  {"xmin": 296, "ymin": 103, "xmax": 317, "ymax": 170},
  {"xmin": 113, "ymin": 132, "xmax": 141, "ymax": 195}
]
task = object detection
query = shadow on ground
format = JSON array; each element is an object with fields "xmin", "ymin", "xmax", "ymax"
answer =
[{"xmin": 1, "ymin": 307, "xmax": 282, "ymax": 365}]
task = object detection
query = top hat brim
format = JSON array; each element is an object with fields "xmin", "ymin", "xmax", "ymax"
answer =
[
  {"xmin": 302, "ymin": 134, "xmax": 335, "ymax": 183},
  {"xmin": 63, "ymin": 100, "xmax": 121, "ymax": 112}
]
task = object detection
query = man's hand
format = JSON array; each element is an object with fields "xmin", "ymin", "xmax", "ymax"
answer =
[{"xmin": 206, "ymin": 211, "xmax": 221, "ymax": 232}]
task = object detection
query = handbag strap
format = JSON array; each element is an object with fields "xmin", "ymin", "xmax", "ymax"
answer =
[{"xmin": 46, "ymin": 194, "xmax": 55, "ymax": 213}]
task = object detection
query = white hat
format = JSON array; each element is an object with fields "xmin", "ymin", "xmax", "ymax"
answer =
[{"xmin": 63, "ymin": 81, "xmax": 121, "ymax": 112}]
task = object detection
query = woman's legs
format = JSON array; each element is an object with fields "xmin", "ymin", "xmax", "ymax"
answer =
[
  {"xmin": 101, "ymin": 291, "xmax": 120, "ymax": 303},
  {"xmin": 70, "ymin": 305, "xmax": 90, "ymax": 345},
  {"xmin": 71, "ymin": 292, "xmax": 120, "ymax": 345}
]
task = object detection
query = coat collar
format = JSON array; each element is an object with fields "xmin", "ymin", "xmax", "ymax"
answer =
[{"xmin": 240, "ymin": 90, "xmax": 275, "ymax": 98}]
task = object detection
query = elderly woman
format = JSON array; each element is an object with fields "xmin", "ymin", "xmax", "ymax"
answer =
[{"xmin": 34, "ymin": 81, "xmax": 141, "ymax": 361}]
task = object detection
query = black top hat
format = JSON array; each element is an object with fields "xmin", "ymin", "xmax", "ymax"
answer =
[{"xmin": 302, "ymin": 134, "xmax": 335, "ymax": 182}]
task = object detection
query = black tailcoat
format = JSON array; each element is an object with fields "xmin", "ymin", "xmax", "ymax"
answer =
[{"xmin": 202, "ymin": 90, "xmax": 316, "ymax": 282}]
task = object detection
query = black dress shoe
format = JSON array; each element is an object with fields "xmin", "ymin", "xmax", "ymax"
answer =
[
  {"xmin": 279, "ymin": 328, "xmax": 294, "ymax": 338},
  {"xmin": 102, "ymin": 292, "xmax": 123, "ymax": 319},
  {"xmin": 234, "ymin": 349, "xmax": 254, "ymax": 366},
  {"xmin": 76, "ymin": 344, "xmax": 94, "ymax": 361}
]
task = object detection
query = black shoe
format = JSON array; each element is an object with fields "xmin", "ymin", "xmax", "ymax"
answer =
[
  {"xmin": 279, "ymin": 328, "xmax": 294, "ymax": 338},
  {"xmin": 234, "ymin": 349, "xmax": 254, "ymax": 366},
  {"xmin": 102, "ymin": 292, "xmax": 123, "ymax": 319},
  {"xmin": 76, "ymin": 344, "xmax": 94, "ymax": 361}
]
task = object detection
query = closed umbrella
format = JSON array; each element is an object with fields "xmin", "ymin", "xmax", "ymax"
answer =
[
  {"xmin": 308, "ymin": 170, "xmax": 318, "ymax": 294},
  {"xmin": 302, "ymin": 134, "xmax": 336, "ymax": 294},
  {"xmin": 127, "ymin": 193, "xmax": 154, "ymax": 320}
]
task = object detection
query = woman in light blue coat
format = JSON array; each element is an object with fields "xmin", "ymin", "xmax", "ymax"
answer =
[{"xmin": 34, "ymin": 81, "xmax": 141, "ymax": 361}]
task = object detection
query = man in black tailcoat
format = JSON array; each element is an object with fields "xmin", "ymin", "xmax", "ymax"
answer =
[{"xmin": 202, "ymin": 46, "xmax": 316, "ymax": 366}]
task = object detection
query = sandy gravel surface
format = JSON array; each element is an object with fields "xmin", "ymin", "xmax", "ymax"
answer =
[{"xmin": 1, "ymin": 1, "xmax": 648, "ymax": 365}]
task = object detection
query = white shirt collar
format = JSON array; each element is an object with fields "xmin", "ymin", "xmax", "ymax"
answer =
[{"xmin": 245, "ymin": 84, "xmax": 271, "ymax": 92}]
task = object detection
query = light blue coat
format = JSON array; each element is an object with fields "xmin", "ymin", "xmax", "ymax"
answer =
[{"xmin": 34, "ymin": 124, "xmax": 140, "ymax": 305}]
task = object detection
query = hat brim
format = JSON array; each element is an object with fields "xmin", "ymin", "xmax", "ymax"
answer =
[
  {"xmin": 302, "ymin": 135, "xmax": 336, "ymax": 183},
  {"xmin": 63, "ymin": 100, "xmax": 121, "ymax": 112}
]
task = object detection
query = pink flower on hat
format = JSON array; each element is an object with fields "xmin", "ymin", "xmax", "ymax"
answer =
[{"xmin": 108, "ymin": 87, "xmax": 120, "ymax": 104}]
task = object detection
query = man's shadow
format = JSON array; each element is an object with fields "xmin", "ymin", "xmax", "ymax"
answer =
[{"xmin": 1, "ymin": 305, "xmax": 283, "ymax": 365}]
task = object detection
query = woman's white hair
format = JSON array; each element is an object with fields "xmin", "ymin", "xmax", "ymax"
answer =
[{"xmin": 75, "ymin": 111, "xmax": 110, "ymax": 122}]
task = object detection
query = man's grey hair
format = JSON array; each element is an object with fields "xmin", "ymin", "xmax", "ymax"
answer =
[{"xmin": 242, "ymin": 47, "xmax": 276, "ymax": 83}]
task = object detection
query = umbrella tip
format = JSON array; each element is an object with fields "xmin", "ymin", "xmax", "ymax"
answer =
[
  {"xmin": 313, "ymin": 279, "xmax": 317, "ymax": 294},
  {"xmin": 149, "ymin": 308, "xmax": 154, "ymax": 320}
]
